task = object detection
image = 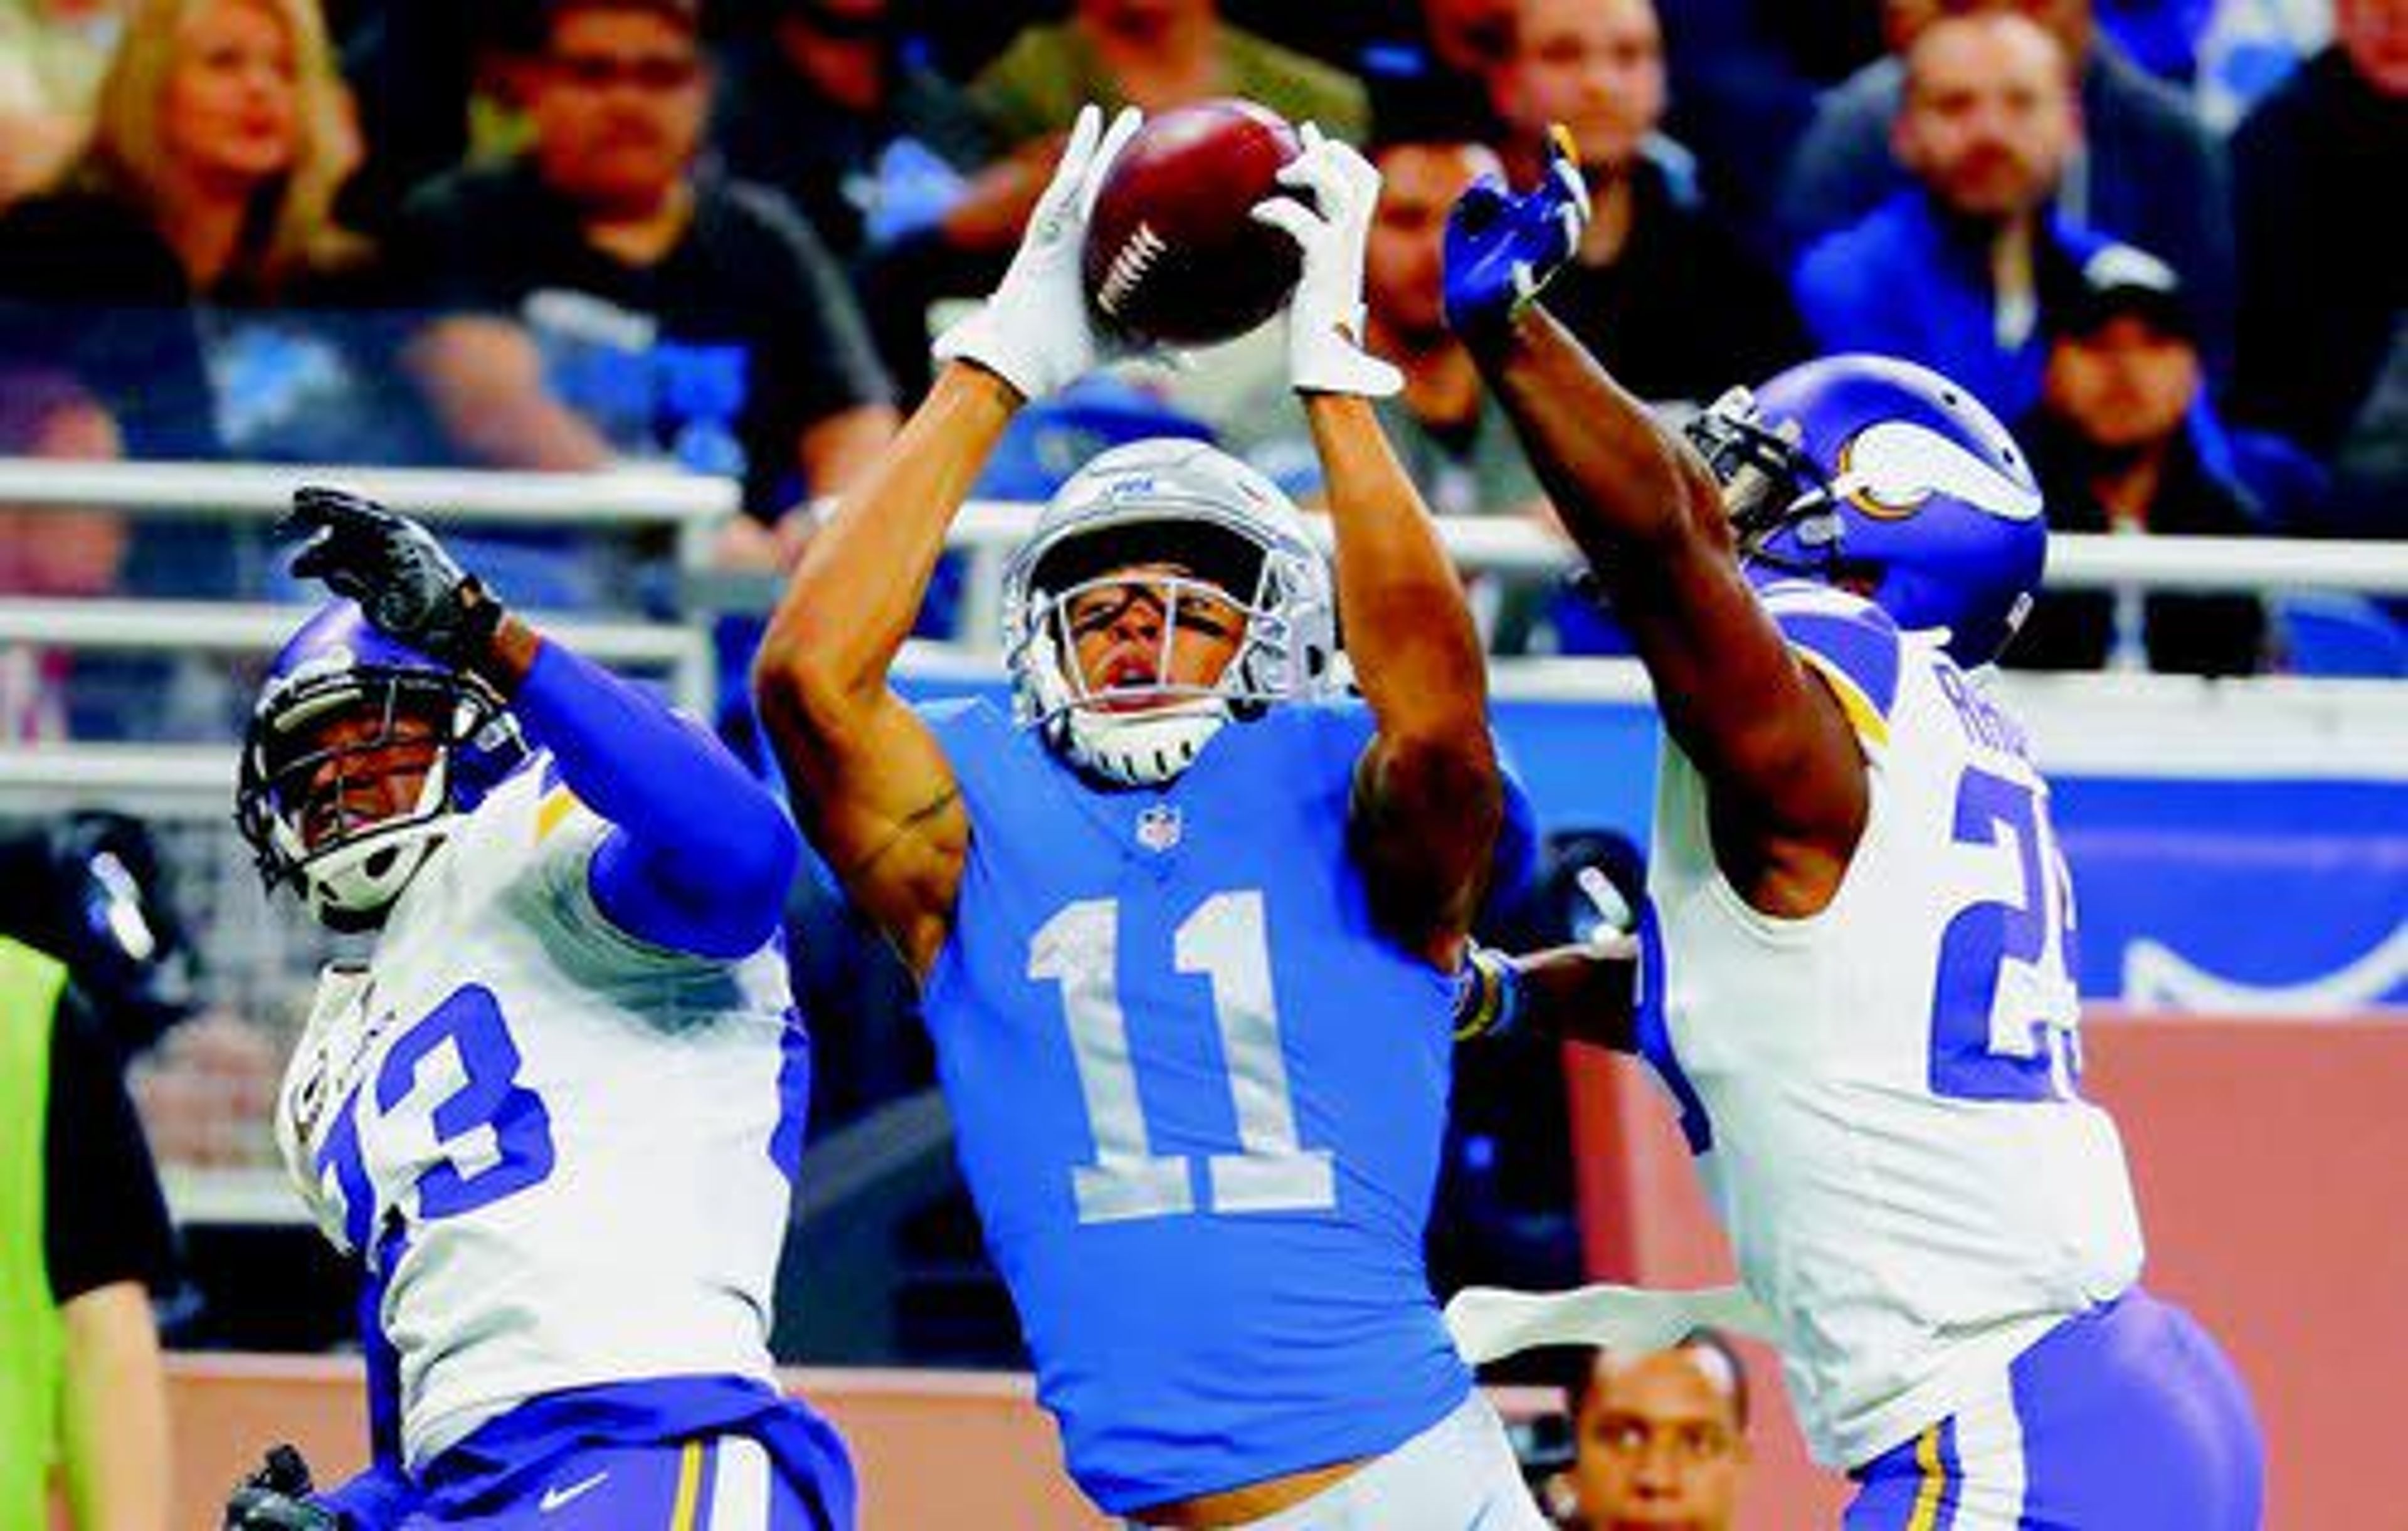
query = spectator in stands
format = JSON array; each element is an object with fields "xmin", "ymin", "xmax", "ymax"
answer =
[
  {"xmin": 969, "ymin": 0, "xmax": 1370, "ymax": 150},
  {"xmin": 0, "ymin": 371, "xmax": 127, "ymax": 740},
  {"xmin": 2230, "ymin": 0, "xmax": 2407, "ymax": 538},
  {"xmin": 1791, "ymin": 8, "xmax": 2123, "ymax": 425},
  {"xmin": 1544, "ymin": 1332, "xmax": 1752, "ymax": 1531},
  {"xmin": 0, "ymin": 934, "xmax": 176, "ymax": 1531},
  {"xmin": 2007, "ymin": 242, "xmax": 2268, "ymax": 675},
  {"xmin": 1778, "ymin": 0, "xmax": 2234, "ymax": 374},
  {"xmin": 388, "ymin": 0, "xmax": 900, "ymax": 555},
  {"xmin": 1655, "ymin": 0, "xmax": 1889, "ymax": 244},
  {"xmin": 2190, "ymin": 0, "xmax": 2330, "ymax": 130},
  {"xmin": 931, "ymin": 0, "xmax": 1370, "ymax": 294},
  {"xmin": 2089, "ymin": 0, "xmax": 2331, "ymax": 120},
  {"xmin": 0, "ymin": 0, "xmax": 367, "ymax": 464},
  {"xmin": 1492, "ymin": 0, "xmax": 1810, "ymax": 411},
  {"xmin": 335, "ymin": 1, "xmax": 549, "ymax": 236},
  {"xmin": 1352, "ymin": 0, "xmax": 1518, "ymax": 144},
  {"xmin": 0, "ymin": 0, "xmax": 128, "ymax": 208},
  {"xmin": 855, "ymin": 0, "xmax": 1373, "ymax": 396},
  {"xmin": 710, "ymin": 0, "xmax": 990, "ymax": 266},
  {"xmin": 710, "ymin": 0, "xmax": 993, "ymax": 400}
]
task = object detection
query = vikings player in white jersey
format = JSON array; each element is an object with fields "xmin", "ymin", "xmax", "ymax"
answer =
[
  {"xmin": 224, "ymin": 489, "xmax": 851, "ymax": 1529},
  {"xmin": 1436, "ymin": 136, "xmax": 2264, "ymax": 1527}
]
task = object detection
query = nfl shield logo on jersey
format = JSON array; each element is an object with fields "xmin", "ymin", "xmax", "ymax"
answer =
[{"xmin": 1136, "ymin": 802, "xmax": 1183, "ymax": 853}]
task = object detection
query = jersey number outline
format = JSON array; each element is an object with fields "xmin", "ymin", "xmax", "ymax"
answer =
[
  {"xmin": 1929, "ymin": 765, "xmax": 2084, "ymax": 1103},
  {"xmin": 1029, "ymin": 890, "xmax": 1336, "ymax": 1225},
  {"xmin": 314, "ymin": 984, "xmax": 556, "ymax": 1263}
]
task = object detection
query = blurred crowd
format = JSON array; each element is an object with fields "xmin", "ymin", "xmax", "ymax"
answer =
[{"xmin": 0, "ymin": 0, "xmax": 2398, "ymax": 703}]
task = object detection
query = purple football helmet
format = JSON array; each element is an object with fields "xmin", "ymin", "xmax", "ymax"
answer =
[
  {"xmin": 1684, "ymin": 354, "xmax": 2047, "ymax": 666},
  {"xmin": 236, "ymin": 602, "xmax": 526, "ymax": 931}
]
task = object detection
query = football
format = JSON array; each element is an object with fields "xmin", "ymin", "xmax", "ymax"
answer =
[{"xmin": 1083, "ymin": 99, "xmax": 1305, "ymax": 348}]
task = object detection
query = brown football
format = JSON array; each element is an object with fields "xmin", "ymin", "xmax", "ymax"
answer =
[{"xmin": 1083, "ymin": 99, "xmax": 1305, "ymax": 348}]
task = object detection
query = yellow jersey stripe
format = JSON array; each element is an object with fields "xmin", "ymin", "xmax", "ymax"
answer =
[
  {"xmin": 1906, "ymin": 1423, "xmax": 1949, "ymax": 1531},
  {"xmin": 668, "ymin": 1439, "xmax": 705, "ymax": 1530},
  {"xmin": 1798, "ymin": 648, "xmax": 1893, "ymax": 749},
  {"xmin": 536, "ymin": 785, "xmax": 580, "ymax": 843}
]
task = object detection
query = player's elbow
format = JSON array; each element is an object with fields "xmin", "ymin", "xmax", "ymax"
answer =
[
  {"xmin": 752, "ymin": 618, "xmax": 860, "ymax": 754},
  {"xmin": 642, "ymin": 802, "xmax": 800, "ymax": 958},
  {"xmin": 720, "ymin": 794, "xmax": 803, "ymax": 918}
]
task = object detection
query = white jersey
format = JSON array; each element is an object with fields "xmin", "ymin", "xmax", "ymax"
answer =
[
  {"xmin": 1640, "ymin": 581, "xmax": 2144, "ymax": 1469},
  {"xmin": 274, "ymin": 762, "xmax": 803, "ymax": 1468}
]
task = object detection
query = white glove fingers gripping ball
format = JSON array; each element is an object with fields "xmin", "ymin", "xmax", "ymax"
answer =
[
  {"xmin": 1028, "ymin": 103, "xmax": 1104, "ymax": 241},
  {"xmin": 1075, "ymin": 107, "xmax": 1145, "ymax": 224}
]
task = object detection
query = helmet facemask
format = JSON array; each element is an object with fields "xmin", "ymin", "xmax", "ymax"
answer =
[
  {"xmin": 237, "ymin": 665, "xmax": 519, "ymax": 932},
  {"xmin": 1005, "ymin": 512, "xmax": 1336, "ymax": 788},
  {"xmin": 1685, "ymin": 386, "xmax": 1846, "ymax": 583}
]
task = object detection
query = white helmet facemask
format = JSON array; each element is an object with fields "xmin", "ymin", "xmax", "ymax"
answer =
[
  {"xmin": 272, "ymin": 745, "xmax": 457, "ymax": 932},
  {"xmin": 1001, "ymin": 440, "xmax": 1338, "ymax": 788}
]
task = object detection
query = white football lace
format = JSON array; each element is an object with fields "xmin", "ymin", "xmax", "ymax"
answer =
[{"xmin": 1094, "ymin": 223, "xmax": 1168, "ymax": 318}]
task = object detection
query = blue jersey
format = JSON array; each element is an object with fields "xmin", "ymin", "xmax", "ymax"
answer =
[{"xmin": 920, "ymin": 698, "xmax": 1474, "ymax": 1513}]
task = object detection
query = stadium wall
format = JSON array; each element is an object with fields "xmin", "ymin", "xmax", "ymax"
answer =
[{"xmin": 160, "ymin": 1362, "xmax": 1561, "ymax": 1528}]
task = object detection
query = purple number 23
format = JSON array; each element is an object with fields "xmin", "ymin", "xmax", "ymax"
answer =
[{"xmin": 315, "ymin": 984, "xmax": 555, "ymax": 1261}]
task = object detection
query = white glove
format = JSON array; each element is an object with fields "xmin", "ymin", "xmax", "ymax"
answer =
[
  {"xmin": 933, "ymin": 104, "xmax": 1142, "ymax": 401},
  {"xmin": 1249, "ymin": 124, "xmax": 1403, "ymax": 399}
]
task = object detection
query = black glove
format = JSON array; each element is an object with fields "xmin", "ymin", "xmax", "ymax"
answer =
[
  {"xmin": 277, "ymin": 485, "xmax": 504, "ymax": 666},
  {"xmin": 224, "ymin": 1444, "xmax": 342, "ymax": 1529}
]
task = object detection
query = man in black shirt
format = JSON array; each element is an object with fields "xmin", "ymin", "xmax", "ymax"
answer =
[
  {"xmin": 2, "ymin": 935, "xmax": 176, "ymax": 1530},
  {"xmin": 1488, "ymin": 0, "xmax": 1809, "ymax": 412},
  {"xmin": 389, "ymin": 0, "xmax": 900, "ymax": 549},
  {"xmin": 2007, "ymin": 243, "xmax": 2268, "ymax": 676}
]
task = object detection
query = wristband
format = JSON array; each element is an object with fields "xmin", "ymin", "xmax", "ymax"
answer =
[{"xmin": 1453, "ymin": 944, "xmax": 1526, "ymax": 1041}]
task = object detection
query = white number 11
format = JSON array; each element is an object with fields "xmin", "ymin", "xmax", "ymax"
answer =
[{"xmin": 1028, "ymin": 890, "xmax": 1337, "ymax": 1226}]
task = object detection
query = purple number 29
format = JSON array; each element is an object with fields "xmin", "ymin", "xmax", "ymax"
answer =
[{"xmin": 1928, "ymin": 766, "xmax": 2083, "ymax": 1103}]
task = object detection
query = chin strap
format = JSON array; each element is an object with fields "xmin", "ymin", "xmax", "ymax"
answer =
[{"xmin": 1057, "ymin": 698, "xmax": 1228, "ymax": 787}]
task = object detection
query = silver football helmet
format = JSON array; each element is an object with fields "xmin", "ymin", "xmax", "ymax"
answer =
[{"xmin": 1000, "ymin": 439, "xmax": 1338, "ymax": 786}]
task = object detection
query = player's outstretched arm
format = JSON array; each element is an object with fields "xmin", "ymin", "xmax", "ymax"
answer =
[
  {"xmin": 1444, "ymin": 135, "xmax": 1864, "ymax": 913},
  {"xmin": 756, "ymin": 105, "xmax": 1141, "ymax": 978},
  {"xmin": 1456, "ymin": 939, "xmax": 1637, "ymax": 1053},
  {"xmin": 1257, "ymin": 129, "xmax": 1500, "ymax": 969},
  {"xmin": 277, "ymin": 488, "xmax": 796, "ymax": 959}
]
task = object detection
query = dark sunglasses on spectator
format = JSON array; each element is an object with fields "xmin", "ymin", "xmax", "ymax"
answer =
[{"xmin": 548, "ymin": 51, "xmax": 702, "ymax": 91}]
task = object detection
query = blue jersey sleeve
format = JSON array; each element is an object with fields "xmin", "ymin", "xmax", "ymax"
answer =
[{"xmin": 511, "ymin": 642, "xmax": 798, "ymax": 958}]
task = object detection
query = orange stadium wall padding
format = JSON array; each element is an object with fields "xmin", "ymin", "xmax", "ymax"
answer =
[
  {"xmin": 1570, "ymin": 1011, "xmax": 2408, "ymax": 1530},
  {"xmin": 164, "ymin": 1359, "xmax": 1559, "ymax": 1529}
]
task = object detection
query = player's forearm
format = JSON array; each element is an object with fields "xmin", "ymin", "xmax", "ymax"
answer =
[
  {"xmin": 1479, "ymin": 306, "xmax": 1725, "ymax": 571},
  {"xmin": 758, "ymin": 364, "xmax": 1017, "ymax": 712},
  {"xmin": 1304, "ymin": 392, "xmax": 1489, "ymax": 739},
  {"xmin": 58, "ymin": 1281, "xmax": 171, "ymax": 1531},
  {"xmin": 1517, "ymin": 940, "xmax": 1638, "ymax": 1052}
]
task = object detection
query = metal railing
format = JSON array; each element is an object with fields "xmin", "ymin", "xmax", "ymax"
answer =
[{"xmin": 3, "ymin": 456, "xmax": 2405, "ymax": 819}]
